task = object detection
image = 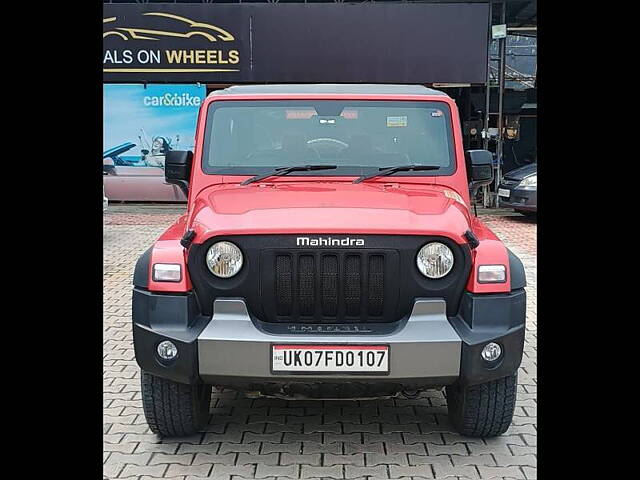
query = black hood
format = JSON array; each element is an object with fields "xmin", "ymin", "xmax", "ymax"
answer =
[{"xmin": 504, "ymin": 163, "xmax": 536, "ymax": 180}]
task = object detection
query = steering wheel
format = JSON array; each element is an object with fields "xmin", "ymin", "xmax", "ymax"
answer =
[{"xmin": 307, "ymin": 138, "xmax": 349, "ymax": 155}]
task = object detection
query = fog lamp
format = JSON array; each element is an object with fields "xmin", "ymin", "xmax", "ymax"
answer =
[
  {"xmin": 157, "ymin": 340, "xmax": 178, "ymax": 361},
  {"xmin": 481, "ymin": 342, "xmax": 502, "ymax": 362}
]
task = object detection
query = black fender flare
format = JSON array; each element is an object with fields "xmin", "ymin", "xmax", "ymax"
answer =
[
  {"xmin": 507, "ymin": 248, "xmax": 526, "ymax": 290},
  {"xmin": 133, "ymin": 247, "xmax": 153, "ymax": 288}
]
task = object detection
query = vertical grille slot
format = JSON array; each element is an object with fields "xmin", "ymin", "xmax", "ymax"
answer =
[
  {"xmin": 275, "ymin": 255, "xmax": 292, "ymax": 316},
  {"xmin": 367, "ymin": 255, "xmax": 384, "ymax": 316},
  {"xmin": 344, "ymin": 255, "xmax": 362, "ymax": 317},
  {"xmin": 298, "ymin": 255, "xmax": 315, "ymax": 316},
  {"xmin": 321, "ymin": 255, "xmax": 339, "ymax": 317}
]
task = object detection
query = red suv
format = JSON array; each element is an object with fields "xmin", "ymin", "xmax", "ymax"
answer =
[{"xmin": 132, "ymin": 84, "xmax": 526, "ymax": 438}]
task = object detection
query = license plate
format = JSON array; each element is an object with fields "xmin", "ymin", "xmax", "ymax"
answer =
[
  {"xmin": 271, "ymin": 345, "xmax": 389, "ymax": 374},
  {"xmin": 498, "ymin": 188, "xmax": 511, "ymax": 198}
]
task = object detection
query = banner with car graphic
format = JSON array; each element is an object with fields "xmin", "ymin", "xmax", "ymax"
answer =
[
  {"xmin": 103, "ymin": 3, "xmax": 489, "ymax": 84},
  {"xmin": 103, "ymin": 4, "xmax": 248, "ymax": 83},
  {"xmin": 103, "ymin": 84, "xmax": 205, "ymax": 202}
]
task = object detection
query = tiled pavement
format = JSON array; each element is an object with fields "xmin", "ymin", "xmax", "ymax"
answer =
[{"xmin": 104, "ymin": 206, "xmax": 536, "ymax": 480}]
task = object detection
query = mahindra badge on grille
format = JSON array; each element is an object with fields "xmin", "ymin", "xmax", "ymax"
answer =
[{"xmin": 296, "ymin": 236, "xmax": 365, "ymax": 247}]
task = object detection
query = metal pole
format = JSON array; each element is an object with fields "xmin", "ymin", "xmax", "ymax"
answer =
[
  {"xmin": 481, "ymin": 2, "xmax": 493, "ymax": 208},
  {"xmin": 483, "ymin": 1, "xmax": 492, "ymax": 151},
  {"xmin": 495, "ymin": 0, "xmax": 506, "ymax": 208}
]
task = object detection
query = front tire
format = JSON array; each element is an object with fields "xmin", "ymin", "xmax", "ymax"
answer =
[
  {"xmin": 445, "ymin": 374, "xmax": 517, "ymax": 437},
  {"xmin": 141, "ymin": 371, "xmax": 211, "ymax": 437}
]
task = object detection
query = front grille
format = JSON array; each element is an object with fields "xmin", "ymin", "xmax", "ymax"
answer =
[
  {"xmin": 187, "ymin": 235, "xmax": 472, "ymax": 322},
  {"xmin": 501, "ymin": 178, "xmax": 521, "ymax": 188},
  {"xmin": 266, "ymin": 250, "xmax": 396, "ymax": 323}
]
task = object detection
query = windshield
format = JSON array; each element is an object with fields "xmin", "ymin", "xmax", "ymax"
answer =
[{"xmin": 202, "ymin": 100, "xmax": 456, "ymax": 177}]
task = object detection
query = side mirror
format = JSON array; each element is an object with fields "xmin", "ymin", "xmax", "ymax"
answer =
[
  {"xmin": 465, "ymin": 149, "xmax": 494, "ymax": 196},
  {"xmin": 165, "ymin": 150, "xmax": 193, "ymax": 197}
]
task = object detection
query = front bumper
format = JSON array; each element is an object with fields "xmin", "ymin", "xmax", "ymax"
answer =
[
  {"xmin": 198, "ymin": 298, "xmax": 461, "ymax": 385},
  {"xmin": 498, "ymin": 184, "xmax": 537, "ymax": 211},
  {"xmin": 132, "ymin": 288, "xmax": 525, "ymax": 391}
]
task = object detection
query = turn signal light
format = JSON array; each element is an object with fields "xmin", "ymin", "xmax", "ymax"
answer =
[
  {"xmin": 477, "ymin": 265, "xmax": 506, "ymax": 283},
  {"xmin": 152, "ymin": 263, "xmax": 182, "ymax": 282}
]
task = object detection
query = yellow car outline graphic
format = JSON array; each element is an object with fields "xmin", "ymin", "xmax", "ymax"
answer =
[{"xmin": 103, "ymin": 13, "xmax": 235, "ymax": 42}]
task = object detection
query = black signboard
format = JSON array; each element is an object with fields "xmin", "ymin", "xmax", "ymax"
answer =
[{"xmin": 103, "ymin": 3, "xmax": 489, "ymax": 84}]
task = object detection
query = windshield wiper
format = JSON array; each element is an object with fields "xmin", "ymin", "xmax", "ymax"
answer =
[
  {"xmin": 240, "ymin": 164, "xmax": 337, "ymax": 186},
  {"xmin": 352, "ymin": 164, "xmax": 441, "ymax": 184}
]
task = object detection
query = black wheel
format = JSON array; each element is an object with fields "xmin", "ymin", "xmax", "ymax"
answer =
[
  {"xmin": 445, "ymin": 374, "xmax": 517, "ymax": 437},
  {"xmin": 141, "ymin": 371, "xmax": 211, "ymax": 437}
]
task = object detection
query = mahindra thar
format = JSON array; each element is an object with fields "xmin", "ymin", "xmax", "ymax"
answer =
[{"xmin": 132, "ymin": 84, "xmax": 526, "ymax": 438}]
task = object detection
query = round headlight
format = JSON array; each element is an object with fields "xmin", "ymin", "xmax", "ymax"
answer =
[
  {"xmin": 206, "ymin": 241, "xmax": 243, "ymax": 278},
  {"xmin": 416, "ymin": 242, "xmax": 454, "ymax": 279}
]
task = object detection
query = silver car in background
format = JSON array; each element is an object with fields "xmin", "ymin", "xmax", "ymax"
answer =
[{"xmin": 498, "ymin": 163, "xmax": 537, "ymax": 216}]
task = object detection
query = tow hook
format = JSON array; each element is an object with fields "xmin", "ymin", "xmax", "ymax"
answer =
[{"xmin": 400, "ymin": 389, "xmax": 424, "ymax": 399}]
